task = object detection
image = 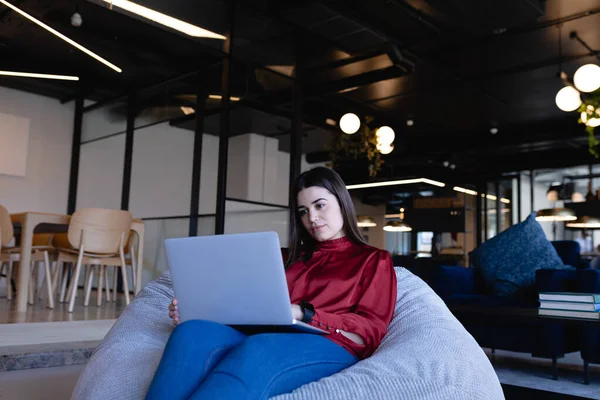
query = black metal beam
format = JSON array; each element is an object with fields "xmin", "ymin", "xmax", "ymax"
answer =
[
  {"xmin": 530, "ymin": 170, "xmax": 535, "ymax": 213},
  {"xmin": 316, "ymin": 0, "xmax": 507, "ymax": 107},
  {"xmin": 517, "ymin": 173, "xmax": 522, "ymax": 222},
  {"xmin": 495, "ymin": 180, "xmax": 501, "ymax": 235},
  {"xmin": 189, "ymin": 81, "xmax": 207, "ymax": 237},
  {"xmin": 476, "ymin": 181, "xmax": 483, "ymax": 246},
  {"xmin": 289, "ymin": 39, "xmax": 305, "ymax": 208},
  {"xmin": 307, "ymin": 66, "xmax": 405, "ymax": 98},
  {"xmin": 121, "ymin": 93, "xmax": 136, "ymax": 211},
  {"xmin": 215, "ymin": 0, "xmax": 236, "ymax": 235},
  {"xmin": 386, "ymin": 0, "xmax": 442, "ymax": 33},
  {"xmin": 67, "ymin": 92, "xmax": 84, "ymax": 215},
  {"xmin": 483, "ymin": 182, "xmax": 488, "ymax": 241}
]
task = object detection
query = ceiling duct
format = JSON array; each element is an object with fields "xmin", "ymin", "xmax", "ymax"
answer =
[{"xmin": 385, "ymin": 43, "xmax": 417, "ymax": 73}]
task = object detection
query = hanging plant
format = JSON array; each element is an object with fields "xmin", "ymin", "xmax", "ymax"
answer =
[
  {"xmin": 328, "ymin": 117, "xmax": 384, "ymax": 177},
  {"xmin": 577, "ymin": 89, "xmax": 600, "ymax": 157}
]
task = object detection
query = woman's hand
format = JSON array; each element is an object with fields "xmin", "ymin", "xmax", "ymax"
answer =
[
  {"xmin": 168, "ymin": 298, "xmax": 180, "ymax": 326},
  {"xmin": 291, "ymin": 304, "xmax": 304, "ymax": 320}
]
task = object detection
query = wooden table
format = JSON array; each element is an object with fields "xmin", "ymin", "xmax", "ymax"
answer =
[{"xmin": 10, "ymin": 212, "xmax": 145, "ymax": 312}]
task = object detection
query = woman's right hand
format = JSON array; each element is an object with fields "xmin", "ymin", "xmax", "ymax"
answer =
[{"xmin": 168, "ymin": 298, "xmax": 180, "ymax": 326}]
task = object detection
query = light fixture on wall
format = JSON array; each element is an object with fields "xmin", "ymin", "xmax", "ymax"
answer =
[
  {"xmin": 0, "ymin": 70, "xmax": 79, "ymax": 81},
  {"xmin": 0, "ymin": 0, "xmax": 122, "ymax": 73},
  {"xmin": 535, "ymin": 208, "xmax": 577, "ymax": 222},
  {"xmin": 357, "ymin": 216, "xmax": 377, "ymax": 227},
  {"xmin": 566, "ymin": 216, "xmax": 600, "ymax": 229},
  {"xmin": 102, "ymin": 0, "xmax": 226, "ymax": 39}
]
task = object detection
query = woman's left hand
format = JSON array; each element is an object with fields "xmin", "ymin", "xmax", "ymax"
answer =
[{"xmin": 291, "ymin": 304, "xmax": 304, "ymax": 320}]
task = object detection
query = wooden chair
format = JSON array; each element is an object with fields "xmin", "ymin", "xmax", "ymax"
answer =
[
  {"xmin": 53, "ymin": 229, "xmax": 138, "ymax": 305},
  {"xmin": 54, "ymin": 208, "xmax": 133, "ymax": 313},
  {"xmin": 111, "ymin": 230, "xmax": 138, "ymax": 302},
  {"xmin": 0, "ymin": 205, "xmax": 54, "ymax": 308}
]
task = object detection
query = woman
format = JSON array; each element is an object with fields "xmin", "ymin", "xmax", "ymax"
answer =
[{"xmin": 146, "ymin": 167, "xmax": 397, "ymax": 400}]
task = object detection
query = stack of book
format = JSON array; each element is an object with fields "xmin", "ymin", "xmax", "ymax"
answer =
[{"xmin": 538, "ymin": 292, "xmax": 600, "ymax": 320}]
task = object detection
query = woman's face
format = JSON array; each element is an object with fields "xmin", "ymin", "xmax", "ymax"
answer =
[{"xmin": 296, "ymin": 186, "xmax": 346, "ymax": 242}]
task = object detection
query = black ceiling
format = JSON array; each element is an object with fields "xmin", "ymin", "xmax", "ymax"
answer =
[{"xmin": 2, "ymin": 0, "xmax": 600, "ymax": 188}]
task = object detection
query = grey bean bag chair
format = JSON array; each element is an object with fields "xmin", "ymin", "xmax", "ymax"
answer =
[{"xmin": 72, "ymin": 268, "xmax": 504, "ymax": 399}]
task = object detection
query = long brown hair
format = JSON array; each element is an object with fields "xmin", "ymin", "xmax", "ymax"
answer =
[{"xmin": 285, "ymin": 166, "xmax": 368, "ymax": 268}]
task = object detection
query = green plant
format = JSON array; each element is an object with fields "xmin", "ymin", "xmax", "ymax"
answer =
[
  {"xmin": 328, "ymin": 117, "xmax": 384, "ymax": 177},
  {"xmin": 577, "ymin": 89, "xmax": 600, "ymax": 157}
]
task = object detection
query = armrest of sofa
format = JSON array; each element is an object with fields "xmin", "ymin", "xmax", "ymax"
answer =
[
  {"xmin": 535, "ymin": 268, "xmax": 579, "ymax": 293},
  {"xmin": 431, "ymin": 265, "xmax": 477, "ymax": 299},
  {"xmin": 577, "ymin": 259, "xmax": 592, "ymax": 270},
  {"xmin": 577, "ymin": 268, "xmax": 600, "ymax": 293}
]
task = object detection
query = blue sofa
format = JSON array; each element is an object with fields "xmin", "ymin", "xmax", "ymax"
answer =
[{"xmin": 431, "ymin": 240, "xmax": 588, "ymax": 377}]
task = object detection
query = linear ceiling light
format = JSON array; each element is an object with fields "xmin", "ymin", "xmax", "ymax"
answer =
[
  {"xmin": 453, "ymin": 186, "xmax": 477, "ymax": 196},
  {"xmin": 103, "ymin": 0, "xmax": 226, "ymax": 39},
  {"xmin": 209, "ymin": 94, "xmax": 241, "ymax": 101},
  {"xmin": 0, "ymin": 0, "xmax": 122, "ymax": 73},
  {"xmin": 346, "ymin": 178, "xmax": 445, "ymax": 190},
  {"xmin": 453, "ymin": 186, "xmax": 511, "ymax": 204},
  {"xmin": 0, "ymin": 70, "xmax": 79, "ymax": 81}
]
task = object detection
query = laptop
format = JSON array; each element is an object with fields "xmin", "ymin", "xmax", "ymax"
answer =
[{"xmin": 165, "ymin": 231, "xmax": 328, "ymax": 335}]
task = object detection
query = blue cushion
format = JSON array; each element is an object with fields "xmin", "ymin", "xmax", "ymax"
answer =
[{"xmin": 469, "ymin": 212, "xmax": 566, "ymax": 297}]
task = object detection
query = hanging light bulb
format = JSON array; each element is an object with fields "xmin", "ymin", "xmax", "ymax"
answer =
[
  {"xmin": 573, "ymin": 64, "xmax": 600, "ymax": 93},
  {"xmin": 375, "ymin": 126, "xmax": 395, "ymax": 145},
  {"xmin": 555, "ymin": 86, "xmax": 582, "ymax": 112},
  {"xmin": 377, "ymin": 142, "xmax": 394, "ymax": 155},
  {"xmin": 581, "ymin": 110, "xmax": 600, "ymax": 128},
  {"xmin": 339, "ymin": 113, "xmax": 360, "ymax": 134}
]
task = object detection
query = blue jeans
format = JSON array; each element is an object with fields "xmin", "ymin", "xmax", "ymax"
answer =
[{"xmin": 146, "ymin": 320, "xmax": 358, "ymax": 400}]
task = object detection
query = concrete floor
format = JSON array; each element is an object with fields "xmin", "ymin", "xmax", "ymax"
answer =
[
  {"xmin": 486, "ymin": 349, "xmax": 600, "ymax": 399},
  {"xmin": 1, "ymin": 351, "xmax": 599, "ymax": 400},
  {"xmin": 0, "ymin": 364, "xmax": 84, "ymax": 400}
]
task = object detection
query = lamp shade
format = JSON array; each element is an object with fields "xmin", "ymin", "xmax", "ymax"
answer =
[
  {"xmin": 535, "ymin": 208, "xmax": 577, "ymax": 222},
  {"xmin": 566, "ymin": 216, "xmax": 600, "ymax": 229},
  {"xmin": 581, "ymin": 110, "xmax": 600, "ymax": 128},
  {"xmin": 376, "ymin": 126, "xmax": 395, "ymax": 145},
  {"xmin": 376, "ymin": 142, "xmax": 394, "ymax": 155},
  {"xmin": 340, "ymin": 113, "xmax": 360, "ymax": 134},
  {"xmin": 555, "ymin": 86, "xmax": 582, "ymax": 112},
  {"xmin": 357, "ymin": 216, "xmax": 377, "ymax": 227},
  {"xmin": 573, "ymin": 64, "xmax": 600, "ymax": 93},
  {"xmin": 383, "ymin": 220, "xmax": 412, "ymax": 232}
]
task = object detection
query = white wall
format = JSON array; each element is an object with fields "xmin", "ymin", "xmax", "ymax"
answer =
[
  {"xmin": 77, "ymin": 135, "xmax": 125, "ymax": 210},
  {"xmin": 0, "ymin": 87, "xmax": 73, "ymax": 214},
  {"xmin": 128, "ymin": 124, "xmax": 220, "ymax": 218},
  {"xmin": 81, "ymin": 103, "xmax": 126, "ymax": 143}
]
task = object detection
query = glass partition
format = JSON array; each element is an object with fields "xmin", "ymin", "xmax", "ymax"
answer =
[
  {"xmin": 224, "ymin": 200, "xmax": 290, "ymax": 247},
  {"xmin": 141, "ymin": 218, "xmax": 196, "ymax": 287}
]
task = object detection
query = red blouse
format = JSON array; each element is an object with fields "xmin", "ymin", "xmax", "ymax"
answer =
[{"xmin": 285, "ymin": 236, "xmax": 397, "ymax": 359}]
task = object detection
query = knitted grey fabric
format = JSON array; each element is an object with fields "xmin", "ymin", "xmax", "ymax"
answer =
[{"xmin": 71, "ymin": 268, "xmax": 504, "ymax": 400}]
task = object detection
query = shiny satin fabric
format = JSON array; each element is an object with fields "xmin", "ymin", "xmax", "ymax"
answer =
[{"xmin": 286, "ymin": 236, "xmax": 397, "ymax": 359}]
